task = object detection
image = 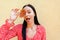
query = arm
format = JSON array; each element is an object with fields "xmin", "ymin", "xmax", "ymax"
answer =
[
  {"xmin": 0, "ymin": 19, "xmax": 15, "ymax": 40},
  {"xmin": 41, "ymin": 26, "xmax": 46, "ymax": 40},
  {"xmin": 5, "ymin": 26, "xmax": 17, "ymax": 40},
  {"xmin": 0, "ymin": 8, "xmax": 19, "ymax": 40}
]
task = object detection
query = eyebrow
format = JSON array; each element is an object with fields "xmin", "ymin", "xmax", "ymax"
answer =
[{"xmin": 27, "ymin": 9, "xmax": 31, "ymax": 12}]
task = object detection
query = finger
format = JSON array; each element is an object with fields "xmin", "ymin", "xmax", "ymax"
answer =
[{"xmin": 15, "ymin": 8, "xmax": 19, "ymax": 11}]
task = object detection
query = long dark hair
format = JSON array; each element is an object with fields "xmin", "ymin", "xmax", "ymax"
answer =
[{"xmin": 22, "ymin": 4, "xmax": 40, "ymax": 40}]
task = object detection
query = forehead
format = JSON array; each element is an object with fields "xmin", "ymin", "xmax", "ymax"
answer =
[{"xmin": 23, "ymin": 6, "xmax": 33, "ymax": 11}]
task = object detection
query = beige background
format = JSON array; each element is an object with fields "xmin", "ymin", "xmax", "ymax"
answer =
[{"xmin": 0, "ymin": 0, "xmax": 60, "ymax": 40}]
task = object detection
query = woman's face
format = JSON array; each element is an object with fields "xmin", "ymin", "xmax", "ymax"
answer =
[{"xmin": 23, "ymin": 6, "xmax": 35, "ymax": 24}]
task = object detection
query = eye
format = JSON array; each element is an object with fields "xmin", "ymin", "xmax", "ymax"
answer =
[{"xmin": 28, "ymin": 11, "xmax": 31, "ymax": 14}]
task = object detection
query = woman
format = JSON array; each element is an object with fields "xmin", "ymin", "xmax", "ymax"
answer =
[{"xmin": 0, "ymin": 4, "xmax": 46, "ymax": 40}]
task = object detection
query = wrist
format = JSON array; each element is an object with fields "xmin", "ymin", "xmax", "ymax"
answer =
[{"xmin": 8, "ymin": 18, "xmax": 15, "ymax": 23}]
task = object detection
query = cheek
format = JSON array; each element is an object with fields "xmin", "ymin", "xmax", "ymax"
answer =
[
  {"xmin": 30, "ymin": 15, "xmax": 35, "ymax": 20},
  {"xmin": 31, "ymin": 12, "xmax": 35, "ymax": 16},
  {"xmin": 30, "ymin": 13, "xmax": 35, "ymax": 18}
]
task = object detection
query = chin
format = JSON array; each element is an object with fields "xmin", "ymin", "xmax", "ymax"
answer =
[{"xmin": 27, "ymin": 21, "xmax": 31, "ymax": 24}]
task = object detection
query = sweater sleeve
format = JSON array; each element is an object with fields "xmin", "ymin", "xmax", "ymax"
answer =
[
  {"xmin": 5, "ymin": 26, "xmax": 17, "ymax": 40},
  {"xmin": 37, "ymin": 25, "xmax": 46, "ymax": 40},
  {"xmin": 0, "ymin": 19, "xmax": 15, "ymax": 40},
  {"xmin": 40, "ymin": 25, "xmax": 46, "ymax": 40},
  {"xmin": 5, "ymin": 24, "xmax": 22, "ymax": 40}
]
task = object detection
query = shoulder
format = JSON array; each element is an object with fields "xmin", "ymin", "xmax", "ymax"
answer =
[
  {"xmin": 14, "ymin": 24, "xmax": 22, "ymax": 28},
  {"xmin": 11, "ymin": 24, "xmax": 23, "ymax": 30},
  {"xmin": 37, "ymin": 25, "xmax": 45, "ymax": 30},
  {"xmin": 37, "ymin": 25, "xmax": 46, "ymax": 33}
]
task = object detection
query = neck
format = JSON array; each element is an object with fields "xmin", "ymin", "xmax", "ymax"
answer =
[{"xmin": 27, "ymin": 21, "xmax": 35, "ymax": 28}]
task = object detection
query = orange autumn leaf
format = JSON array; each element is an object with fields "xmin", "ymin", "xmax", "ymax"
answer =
[{"xmin": 20, "ymin": 9, "xmax": 26, "ymax": 17}]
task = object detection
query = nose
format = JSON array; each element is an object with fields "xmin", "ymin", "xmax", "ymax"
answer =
[{"xmin": 25, "ymin": 12, "xmax": 29, "ymax": 16}]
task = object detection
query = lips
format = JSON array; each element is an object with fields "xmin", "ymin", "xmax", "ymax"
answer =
[{"xmin": 26, "ymin": 18, "xmax": 30, "ymax": 20}]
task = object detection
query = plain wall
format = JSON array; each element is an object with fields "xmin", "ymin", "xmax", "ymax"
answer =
[{"xmin": 0, "ymin": 0, "xmax": 60, "ymax": 40}]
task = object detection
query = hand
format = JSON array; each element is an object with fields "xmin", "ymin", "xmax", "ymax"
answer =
[
  {"xmin": 8, "ymin": 8, "xmax": 19, "ymax": 23},
  {"xmin": 10, "ymin": 8, "xmax": 19, "ymax": 21}
]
